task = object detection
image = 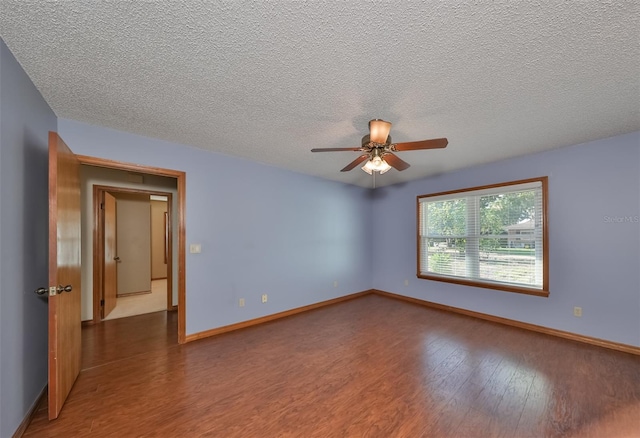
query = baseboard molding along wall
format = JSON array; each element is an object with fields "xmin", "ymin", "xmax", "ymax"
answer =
[
  {"xmin": 12, "ymin": 385, "xmax": 47, "ymax": 438},
  {"xmin": 372, "ymin": 289, "xmax": 640, "ymax": 356},
  {"xmin": 185, "ymin": 290, "xmax": 373, "ymax": 343},
  {"xmin": 185, "ymin": 288, "xmax": 639, "ymax": 355}
]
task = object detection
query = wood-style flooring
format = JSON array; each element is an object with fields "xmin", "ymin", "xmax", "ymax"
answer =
[{"xmin": 24, "ymin": 295, "xmax": 640, "ymax": 437}]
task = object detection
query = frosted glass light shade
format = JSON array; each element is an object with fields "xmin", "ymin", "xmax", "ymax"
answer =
[
  {"xmin": 362, "ymin": 157, "xmax": 391, "ymax": 174},
  {"xmin": 369, "ymin": 119, "xmax": 392, "ymax": 144}
]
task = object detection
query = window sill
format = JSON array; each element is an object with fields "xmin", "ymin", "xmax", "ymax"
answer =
[{"xmin": 417, "ymin": 274, "xmax": 549, "ymax": 297}]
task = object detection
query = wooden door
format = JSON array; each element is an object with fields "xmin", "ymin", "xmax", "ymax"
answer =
[
  {"xmin": 48, "ymin": 132, "xmax": 82, "ymax": 420},
  {"xmin": 103, "ymin": 192, "xmax": 117, "ymax": 317},
  {"xmin": 115, "ymin": 194, "xmax": 151, "ymax": 295}
]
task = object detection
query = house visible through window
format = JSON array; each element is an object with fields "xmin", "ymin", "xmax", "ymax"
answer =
[{"xmin": 417, "ymin": 177, "xmax": 548, "ymax": 296}]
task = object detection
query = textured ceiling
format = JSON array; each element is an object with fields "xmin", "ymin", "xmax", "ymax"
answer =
[{"xmin": 1, "ymin": 1, "xmax": 638, "ymax": 188}]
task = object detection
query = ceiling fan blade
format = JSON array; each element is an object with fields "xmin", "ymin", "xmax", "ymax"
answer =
[
  {"xmin": 393, "ymin": 138, "xmax": 448, "ymax": 151},
  {"xmin": 311, "ymin": 147, "xmax": 362, "ymax": 152},
  {"xmin": 340, "ymin": 154, "xmax": 370, "ymax": 172},
  {"xmin": 383, "ymin": 153, "xmax": 410, "ymax": 171}
]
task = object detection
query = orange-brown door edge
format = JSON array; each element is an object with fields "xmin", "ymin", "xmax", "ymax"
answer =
[
  {"xmin": 103, "ymin": 192, "xmax": 118, "ymax": 317},
  {"xmin": 48, "ymin": 132, "xmax": 82, "ymax": 419}
]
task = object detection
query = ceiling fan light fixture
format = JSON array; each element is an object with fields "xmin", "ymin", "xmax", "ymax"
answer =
[
  {"xmin": 362, "ymin": 156, "xmax": 391, "ymax": 174},
  {"xmin": 369, "ymin": 119, "xmax": 392, "ymax": 144},
  {"xmin": 311, "ymin": 119, "xmax": 447, "ymax": 176}
]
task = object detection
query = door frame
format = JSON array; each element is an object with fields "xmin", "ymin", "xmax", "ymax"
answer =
[
  {"xmin": 93, "ymin": 186, "xmax": 174, "ymax": 320},
  {"xmin": 78, "ymin": 155, "xmax": 187, "ymax": 344},
  {"xmin": 102, "ymin": 191, "xmax": 118, "ymax": 317}
]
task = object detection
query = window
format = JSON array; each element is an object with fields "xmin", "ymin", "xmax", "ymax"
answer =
[{"xmin": 417, "ymin": 177, "xmax": 548, "ymax": 296}]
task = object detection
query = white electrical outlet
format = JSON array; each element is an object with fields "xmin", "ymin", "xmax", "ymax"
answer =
[
  {"xmin": 239, "ymin": 298, "xmax": 245, "ymax": 307},
  {"xmin": 262, "ymin": 294, "xmax": 268, "ymax": 303},
  {"xmin": 573, "ymin": 306, "xmax": 582, "ymax": 317},
  {"xmin": 404, "ymin": 279, "xmax": 409, "ymax": 286},
  {"xmin": 189, "ymin": 244, "xmax": 202, "ymax": 254},
  {"xmin": 333, "ymin": 281, "xmax": 338, "ymax": 288}
]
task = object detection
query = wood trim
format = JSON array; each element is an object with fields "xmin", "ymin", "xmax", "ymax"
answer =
[
  {"xmin": 541, "ymin": 176, "xmax": 549, "ymax": 292},
  {"xmin": 92, "ymin": 186, "xmax": 104, "ymax": 322},
  {"xmin": 185, "ymin": 291, "xmax": 373, "ymax": 343},
  {"xmin": 416, "ymin": 195, "xmax": 420, "ymax": 283},
  {"xmin": 79, "ymin": 155, "xmax": 186, "ymax": 344},
  {"xmin": 176, "ymin": 173, "xmax": 186, "ymax": 344},
  {"xmin": 165, "ymin": 194, "xmax": 173, "ymax": 313},
  {"xmin": 372, "ymin": 289, "xmax": 640, "ymax": 356},
  {"xmin": 163, "ymin": 211, "xmax": 168, "ymax": 264},
  {"xmin": 416, "ymin": 176, "xmax": 547, "ymax": 200},
  {"xmin": 12, "ymin": 385, "xmax": 47, "ymax": 438},
  {"xmin": 93, "ymin": 185, "xmax": 173, "ymax": 197},
  {"xmin": 415, "ymin": 275, "xmax": 550, "ymax": 297},
  {"xmin": 81, "ymin": 320, "xmax": 96, "ymax": 327},
  {"xmin": 77, "ymin": 155, "xmax": 184, "ymax": 178}
]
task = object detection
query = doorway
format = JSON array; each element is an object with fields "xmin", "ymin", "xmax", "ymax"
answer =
[
  {"xmin": 78, "ymin": 155, "xmax": 186, "ymax": 344},
  {"xmin": 93, "ymin": 186, "xmax": 174, "ymax": 321}
]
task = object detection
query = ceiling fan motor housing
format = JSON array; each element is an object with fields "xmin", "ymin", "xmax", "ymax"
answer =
[{"xmin": 361, "ymin": 134, "xmax": 392, "ymax": 147}]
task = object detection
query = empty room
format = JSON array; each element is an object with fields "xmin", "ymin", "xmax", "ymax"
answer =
[{"xmin": 0, "ymin": 2, "xmax": 638, "ymax": 437}]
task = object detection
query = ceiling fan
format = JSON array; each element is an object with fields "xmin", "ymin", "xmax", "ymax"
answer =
[{"xmin": 311, "ymin": 119, "xmax": 448, "ymax": 174}]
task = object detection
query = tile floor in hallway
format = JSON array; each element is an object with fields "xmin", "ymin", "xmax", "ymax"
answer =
[{"xmin": 103, "ymin": 279, "xmax": 169, "ymax": 320}]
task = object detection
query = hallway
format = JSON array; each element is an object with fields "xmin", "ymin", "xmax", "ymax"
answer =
[{"xmin": 104, "ymin": 279, "xmax": 169, "ymax": 320}]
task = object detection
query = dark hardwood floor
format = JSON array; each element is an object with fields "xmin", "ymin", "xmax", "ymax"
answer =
[{"xmin": 24, "ymin": 295, "xmax": 640, "ymax": 437}]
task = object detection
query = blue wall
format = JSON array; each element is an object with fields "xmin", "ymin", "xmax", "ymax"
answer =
[
  {"xmin": 372, "ymin": 131, "xmax": 640, "ymax": 347},
  {"xmin": 1, "ymin": 32, "xmax": 638, "ymax": 437},
  {"xmin": 0, "ymin": 40, "xmax": 57, "ymax": 437},
  {"xmin": 58, "ymin": 119, "xmax": 374, "ymax": 336}
]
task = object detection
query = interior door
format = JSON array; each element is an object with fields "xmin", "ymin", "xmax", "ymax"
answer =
[
  {"xmin": 103, "ymin": 192, "xmax": 117, "ymax": 317},
  {"xmin": 115, "ymin": 194, "xmax": 151, "ymax": 295},
  {"xmin": 48, "ymin": 132, "xmax": 82, "ymax": 420}
]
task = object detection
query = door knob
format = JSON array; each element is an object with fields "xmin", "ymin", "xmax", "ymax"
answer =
[
  {"xmin": 34, "ymin": 285, "xmax": 72, "ymax": 296},
  {"xmin": 114, "ymin": 256, "xmax": 121, "ymax": 262}
]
